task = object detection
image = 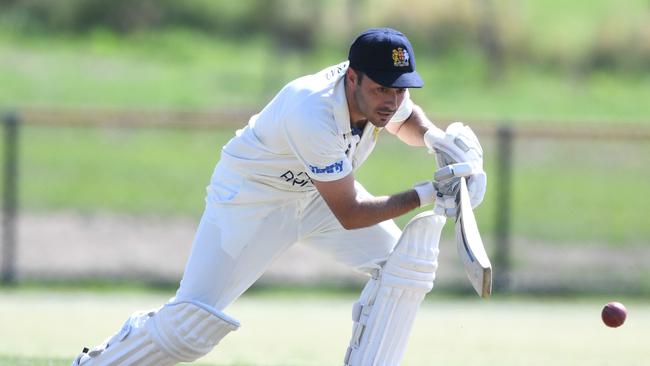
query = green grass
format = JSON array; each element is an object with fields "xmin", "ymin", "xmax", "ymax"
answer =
[
  {"xmin": 413, "ymin": 64, "xmax": 650, "ymax": 123},
  {"xmin": 0, "ymin": 288, "xmax": 649, "ymax": 365},
  {"xmin": 0, "ymin": 29, "xmax": 275, "ymax": 110},
  {"xmin": 17, "ymin": 125, "xmax": 228, "ymax": 216},
  {"xmin": 1, "ymin": 27, "xmax": 650, "ymax": 122},
  {"xmin": 520, "ymin": 0, "xmax": 650, "ymax": 54},
  {"xmin": 10, "ymin": 124, "xmax": 650, "ymax": 244}
]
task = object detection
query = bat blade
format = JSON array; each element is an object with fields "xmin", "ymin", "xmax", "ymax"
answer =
[{"xmin": 455, "ymin": 177, "xmax": 492, "ymax": 298}]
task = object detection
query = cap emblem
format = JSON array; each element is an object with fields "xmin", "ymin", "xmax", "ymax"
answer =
[{"xmin": 392, "ymin": 47, "xmax": 410, "ymax": 67}]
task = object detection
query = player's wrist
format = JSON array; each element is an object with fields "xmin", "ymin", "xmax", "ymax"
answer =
[
  {"xmin": 423, "ymin": 127, "xmax": 445, "ymax": 152},
  {"xmin": 412, "ymin": 181, "xmax": 436, "ymax": 207}
]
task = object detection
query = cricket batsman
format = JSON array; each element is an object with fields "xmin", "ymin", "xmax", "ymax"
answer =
[{"xmin": 72, "ymin": 27, "xmax": 487, "ymax": 366}]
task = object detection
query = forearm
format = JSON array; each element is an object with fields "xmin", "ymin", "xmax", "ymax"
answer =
[
  {"xmin": 313, "ymin": 174, "xmax": 427, "ymax": 231},
  {"xmin": 336, "ymin": 189, "xmax": 421, "ymax": 230},
  {"xmin": 390, "ymin": 105, "xmax": 439, "ymax": 147}
]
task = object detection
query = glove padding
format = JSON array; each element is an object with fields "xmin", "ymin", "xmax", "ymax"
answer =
[
  {"xmin": 431, "ymin": 163, "xmax": 469, "ymax": 216},
  {"xmin": 424, "ymin": 122, "xmax": 487, "ymax": 210},
  {"xmin": 412, "ymin": 162, "xmax": 475, "ymax": 215}
]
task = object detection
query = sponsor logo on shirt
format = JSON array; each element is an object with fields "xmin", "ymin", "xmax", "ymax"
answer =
[
  {"xmin": 325, "ymin": 63, "xmax": 347, "ymax": 80},
  {"xmin": 280, "ymin": 170, "xmax": 312, "ymax": 187},
  {"xmin": 309, "ymin": 160, "xmax": 344, "ymax": 174}
]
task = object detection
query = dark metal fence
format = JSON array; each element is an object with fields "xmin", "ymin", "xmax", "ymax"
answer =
[{"xmin": 2, "ymin": 112, "xmax": 19, "ymax": 284}]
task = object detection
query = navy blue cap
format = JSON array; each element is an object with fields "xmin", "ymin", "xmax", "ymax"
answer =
[{"xmin": 348, "ymin": 28, "xmax": 423, "ymax": 88}]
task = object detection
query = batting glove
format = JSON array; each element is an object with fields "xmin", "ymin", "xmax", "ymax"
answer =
[{"xmin": 424, "ymin": 122, "xmax": 487, "ymax": 209}]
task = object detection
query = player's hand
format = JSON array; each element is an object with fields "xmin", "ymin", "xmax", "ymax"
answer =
[
  {"xmin": 412, "ymin": 162, "xmax": 468, "ymax": 215},
  {"xmin": 412, "ymin": 172, "xmax": 460, "ymax": 216},
  {"xmin": 431, "ymin": 162, "xmax": 474, "ymax": 216},
  {"xmin": 424, "ymin": 122, "xmax": 487, "ymax": 209}
]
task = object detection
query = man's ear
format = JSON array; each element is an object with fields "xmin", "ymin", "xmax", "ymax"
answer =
[{"xmin": 346, "ymin": 68, "xmax": 357, "ymax": 85}]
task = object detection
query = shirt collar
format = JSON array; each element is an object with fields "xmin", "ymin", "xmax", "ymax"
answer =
[{"xmin": 332, "ymin": 62, "xmax": 352, "ymax": 135}]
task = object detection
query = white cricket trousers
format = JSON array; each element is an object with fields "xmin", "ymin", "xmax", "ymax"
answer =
[{"xmin": 172, "ymin": 162, "xmax": 401, "ymax": 311}]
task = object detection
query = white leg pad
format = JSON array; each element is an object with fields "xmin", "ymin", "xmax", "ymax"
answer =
[
  {"xmin": 344, "ymin": 212, "xmax": 445, "ymax": 366},
  {"xmin": 72, "ymin": 300, "xmax": 240, "ymax": 366}
]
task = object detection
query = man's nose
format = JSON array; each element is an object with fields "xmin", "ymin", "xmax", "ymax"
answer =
[{"xmin": 385, "ymin": 92, "xmax": 399, "ymax": 110}]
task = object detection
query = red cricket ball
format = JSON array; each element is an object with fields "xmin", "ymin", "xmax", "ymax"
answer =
[{"xmin": 601, "ymin": 301, "xmax": 627, "ymax": 328}]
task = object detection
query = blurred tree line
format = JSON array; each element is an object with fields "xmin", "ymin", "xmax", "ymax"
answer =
[
  {"xmin": 0, "ymin": 0, "xmax": 266, "ymax": 36},
  {"xmin": 1, "ymin": 0, "xmax": 649, "ymax": 75}
]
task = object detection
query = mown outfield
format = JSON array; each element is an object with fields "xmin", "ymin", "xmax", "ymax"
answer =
[{"xmin": 0, "ymin": 288, "xmax": 649, "ymax": 366}]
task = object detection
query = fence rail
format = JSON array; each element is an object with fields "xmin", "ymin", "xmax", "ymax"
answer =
[
  {"xmin": 20, "ymin": 107, "xmax": 256, "ymax": 129},
  {"xmin": 19, "ymin": 107, "xmax": 650, "ymax": 139}
]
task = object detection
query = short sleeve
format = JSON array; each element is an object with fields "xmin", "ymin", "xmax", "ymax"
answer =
[
  {"xmin": 389, "ymin": 90, "xmax": 413, "ymax": 123},
  {"xmin": 283, "ymin": 108, "xmax": 353, "ymax": 182}
]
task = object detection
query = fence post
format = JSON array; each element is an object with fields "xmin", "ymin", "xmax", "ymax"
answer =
[
  {"xmin": 2, "ymin": 111, "xmax": 19, "ymax": 285},
  {"xmin": 494, "ymin": 125, "xmax": 513, "ymax": 292}
]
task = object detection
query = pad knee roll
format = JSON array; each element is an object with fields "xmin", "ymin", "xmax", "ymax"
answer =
[
  {"xmin": 345, "ymin": 212, "xmax": 445, "ymax": 366},
  {"xmin": 72, "ymin": 300, "xmax": 240, "ymax": 366}
]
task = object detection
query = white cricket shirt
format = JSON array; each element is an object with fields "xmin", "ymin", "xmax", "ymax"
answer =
[{"xmin": 218, "ymin": 61, "xmax": 413, "ymax": 195}]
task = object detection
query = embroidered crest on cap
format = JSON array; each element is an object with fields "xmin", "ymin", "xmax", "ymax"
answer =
[{"xmin": 392, "ymin": 47, "xmax": 410, "ymax": 67}]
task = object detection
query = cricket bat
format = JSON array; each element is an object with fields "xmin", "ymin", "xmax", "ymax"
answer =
[{"xmin": 455, "ymin": 177, "xmax": 492, "ymax": 298}]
